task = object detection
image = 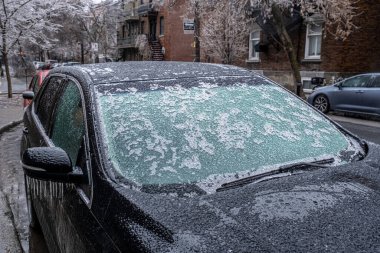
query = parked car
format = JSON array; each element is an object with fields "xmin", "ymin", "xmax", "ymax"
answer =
[
  {"xmin": 22, "ymin": 69, "xmax": 50, "ymax": 107},
  {"xmin": 307, "ymin": 73, "xmax": 380, "ymax": 115},
  {"xmin": 32, "ymin": 61, "xmax": 45, "ymax": 70},
  {"xmin": 45, "ymin": 59, "xmax": 58, "ymax": 65},
  {"xmin": 61, "ymin": 61, "xmax": 81, "ymax": 66},
  {"xmin": 21, "ymin": 62, "xmax": 380, "ymax": 252}
]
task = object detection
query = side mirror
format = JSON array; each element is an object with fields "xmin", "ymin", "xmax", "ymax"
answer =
[
  {"xmin": 334, "ymin": 82, "xmax": 343, "ymax": 89},
  {"xmin": 22, "ymin": 91, "xmax": 34, "ymax": 100},
  {"xmin": 22, "ymin": 147, "xmax": 86, "ymax": 184}
]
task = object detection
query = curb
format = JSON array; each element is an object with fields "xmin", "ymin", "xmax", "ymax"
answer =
[{"xmin": 0, "ymin": 119, "xmax": 23, "ymax": 135}]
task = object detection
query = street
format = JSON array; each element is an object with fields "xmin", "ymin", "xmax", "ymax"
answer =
[
  {"xmin": 0, "ymin": 77, "xmax": 31, "ymax": 94},
  {"xmin": 329, "ymin": 114, "xmax": 380, "ymax": 145}
]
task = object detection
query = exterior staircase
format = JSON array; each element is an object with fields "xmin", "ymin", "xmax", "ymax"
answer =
[{"xmin": 149, "ymin": 40, "xmax": 164, "ymax": 61}]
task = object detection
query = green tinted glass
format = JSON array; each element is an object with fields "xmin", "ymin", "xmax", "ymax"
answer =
[
  {"xmin": 51, "ymin": 82, "xmax": 84, "ymax": 165},
  {"xmin": 97, "ymin": 79, "xmax": 349, "ymax": 186}
]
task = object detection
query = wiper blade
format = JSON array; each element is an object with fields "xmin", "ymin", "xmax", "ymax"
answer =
[{"xmin": 216, "ymin": 158, "xmax": 335, "ymax": 192}]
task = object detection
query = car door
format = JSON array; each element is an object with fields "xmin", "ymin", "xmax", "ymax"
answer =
[
  {"xmin": 332, "ymin": 75, "xmax": 371, "ymax": 113},
  {"xmin": 25, "ymin": 76, "xmax": 117, "ymax": 252},
  {"xmin": 45, "ymin": 78, "xmax": 117, "ymax": 252},
  {"xmin": 360, "ymin": 74, "xmax": 380, "ymax": 114}
]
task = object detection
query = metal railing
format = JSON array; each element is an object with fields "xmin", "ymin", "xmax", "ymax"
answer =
[
  {"xmin": 137, "ymin": 3, "xmax": 154, "ymax": 15},
  {"xmin": 117, "ymin": 36, "xmax": 138, "ymax": 48}
]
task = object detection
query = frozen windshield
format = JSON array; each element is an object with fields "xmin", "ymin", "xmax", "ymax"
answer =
[{"xmin": 95, "ymin": 77, "xmax": 353, "ymax": 190}]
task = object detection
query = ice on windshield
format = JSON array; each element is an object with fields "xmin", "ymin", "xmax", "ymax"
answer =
[{"xmin": 96, "ymin": 77, "xmax": 350, "ymax": 189}]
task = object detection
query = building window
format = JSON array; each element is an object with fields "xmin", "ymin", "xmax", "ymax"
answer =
[
  {"xmin": 305, "ymin": 23, "xmax": 322, "ymax": 59},
  {"xmin": 249, "ymin": 30, "xmax": 260, "ymax": 61},
  {"xmin": 122, "ymin": 25, "xmax": 126, "ymax": 38},
  {"xmin": 159, "ymin": 17, "xmax": 164, "ymax": 35},
  {"xmin": 141, "ymin": 21, "xmax": 144, "ymax": 34}
]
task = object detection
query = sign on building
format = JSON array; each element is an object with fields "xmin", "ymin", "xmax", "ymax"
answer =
[
  {"xmin": 183, "ymin": 19, "xmax": 195, "ymax": 34},
  {"xmin": 91, "ymin": 43, "xmax": 99, "ymax": 52}
]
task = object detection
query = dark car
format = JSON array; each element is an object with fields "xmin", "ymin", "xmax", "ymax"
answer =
[
  {"xmin": 307, "ymin": 73, "xmax": 380, "ymax": 115},
  {"xmin": 21, "ymin": 62, "xmax": 380, "ymax": 252}
]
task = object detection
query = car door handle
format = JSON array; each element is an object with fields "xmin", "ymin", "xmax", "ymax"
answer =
[
  {"xmin": 355, "ymin": 90, "xmax": 364, "ymax": 93},
  {"xmin": 22, "ymin": 127, "xmax": 29, "ymax": 134}
]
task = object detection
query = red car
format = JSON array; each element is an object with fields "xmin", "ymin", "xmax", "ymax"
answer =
[{"xmin": 23, "ymin": 69, "xmax": 49, "ymax": 107}]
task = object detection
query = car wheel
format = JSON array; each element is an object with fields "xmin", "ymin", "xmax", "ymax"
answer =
[{"xmin": 313, "ymin": 95, "xmax": 330, "ymax": 114}]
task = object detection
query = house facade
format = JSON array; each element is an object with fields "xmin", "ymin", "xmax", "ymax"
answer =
[
  {"xmin": 245, "ymin": 0, "xmax": 380, "ymax": 90},
  {"xmin": 117, "ymin": 0, "xmax": 194, "ymax": 62},
  {"xmin": 117, "ymin": 0, "xmax": 380, "ymax": 91}
]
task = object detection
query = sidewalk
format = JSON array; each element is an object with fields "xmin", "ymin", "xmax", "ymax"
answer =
[
  {"xmin": 0, "ymin": 94, "xmax": 24, "ymax": 128},
  {"xmin": 0, "ymin": 94, "xmax": 24, "ymax": 252}
]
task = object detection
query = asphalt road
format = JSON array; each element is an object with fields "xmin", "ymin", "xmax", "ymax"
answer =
[
  {"xmin": 328, "ymin": 115, "xmax": 380, "ymax": 145},
  {"xmin": 0, "ymin": 77, "xmax": 31, "ymax": 94},
  {"xmin": 337, "ymin": 121, "xmax": 380, "ymax": 144}
]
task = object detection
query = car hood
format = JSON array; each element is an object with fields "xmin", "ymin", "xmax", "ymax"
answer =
[{"xmin": 105, "ymin": 143, "xmax": 380, "ymax": 252}]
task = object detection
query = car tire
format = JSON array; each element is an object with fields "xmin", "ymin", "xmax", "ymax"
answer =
[{"xmin": 313, "ymin": 95, "xmax": 330, "ymax": 114}]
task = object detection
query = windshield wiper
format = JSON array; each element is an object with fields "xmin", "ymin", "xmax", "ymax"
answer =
[{"xmin": 216, "ymin": 158, "xmax": 335, "ymax": 192}]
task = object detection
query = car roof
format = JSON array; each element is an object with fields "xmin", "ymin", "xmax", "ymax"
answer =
[{"xmin": 49, "ymin": 61, "xmax": 256, "ymax": 85}]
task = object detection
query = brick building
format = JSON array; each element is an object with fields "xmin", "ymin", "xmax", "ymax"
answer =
[
  {"xmin": 245, "ymin": 0, "xmax": 380, "ymax": 90},
  {"xmin": 117, "ymin": 0, "xmax": 194, "ymax": 62},
  {"xmin": 117, "ymin": 0, "xmax": 380, "ymax": 92}
]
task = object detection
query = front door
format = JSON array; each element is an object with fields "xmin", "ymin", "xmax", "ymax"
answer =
[{"xmin": 149, "ymin": 18, "xmax": 157, "ymax": 41}]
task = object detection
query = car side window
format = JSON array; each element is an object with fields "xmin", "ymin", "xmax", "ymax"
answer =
[
  {"xmin": 32, "ymin": 76, "xmax": 40, "ymax": 94},
  {"xmin": 28, "ymin": 76, "xmax": 37, "ymax": 91},
  {"xmin": 35, "ymin": 77, "xmax": 65, "ymax": 131},
  {"xmin": 342, "ymin": 75, "xmax": 370, "ymax": 88},
  {"xmin": 371, "ymin": 76, "xmax": 380, "ymax": 88},
  {"xmin": 50, "ymin": 80, "xmax": 85, "ymax": 166}
]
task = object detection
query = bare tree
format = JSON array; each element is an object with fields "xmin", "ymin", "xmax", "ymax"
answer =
[
  {"xmin": 244, "ymin": 0, "xmax": 359, "ymax": 95},
  {"xmin": 77, "ymin": 0, "xmax": 120, "ymax": 62},
  {"xmin": 0, "ymin": 0, "xmax": 78, "ymax": 98},
  {"xmin": 200, "ymin": 0, "xmax": 250, "ymax": 64}
]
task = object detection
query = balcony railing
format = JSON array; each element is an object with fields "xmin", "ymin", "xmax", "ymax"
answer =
[
  {"xmin": 118, "ymin": 8, "xmax": 139, "ymax": 22},
  {"xmin": 137, "ymin": 3, "xmax": 154, "ymax": 15},
  {"xmin": 117, "ymin": 36, "xmax": 138, "ymax": 48}
]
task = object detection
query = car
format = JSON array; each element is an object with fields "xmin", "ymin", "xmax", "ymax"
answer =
[
  {"xmin": 32, "ymin": 61, "xmax": 45, "ymax": 70},
  {"xmin": 23, "ymin": 69, "xmax": 50, "ymax": 107},
  {"xmin": 307, "ymin": 73, "xmax": 380, "ymax": 115},
  {"xmin": 61, "ymin": 61, "xmax": 81, "ymax": 66},
  {"xmin": 20, "ymin": 62, "xmax": 380, "ymax": 252},
  {"xmin": 45, "ymin": 59, "xmax": 58, "ymax": 65}
]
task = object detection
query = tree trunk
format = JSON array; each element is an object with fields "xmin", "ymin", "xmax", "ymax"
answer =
[
  {"xmin": 194, "ymin": 2, "xmax": 200, "ymax": 62},
  {"xmin": 0, "ymin": 57, "xmax": 4, "ymax": 77},
  {"xmin": 2, "ymin": 28, "xmax": 12, "ymax": 98},
  {"xmin": 3, "ymin": 51, "xmax": 12, "ymax": 98},
  {"xmin": 272, "ymin": 5, "xmax": 304, "ymax": 98}
]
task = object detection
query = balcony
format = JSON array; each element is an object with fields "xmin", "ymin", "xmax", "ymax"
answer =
[
  {"xmin": 117, "ymin": 36, "xmax": 137, "ymax": 48},
  {"xmin": 118, "ymin": 8, "xmax": 139, "ymax": 22},
  {"xmin": 137, "ymin": 3, "xmax": 155, "ymax": 16}
]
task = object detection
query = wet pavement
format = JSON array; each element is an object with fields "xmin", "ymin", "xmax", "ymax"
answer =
[
  {"xmin": 0, "ymin": 95, "xmax": 48, "ymax": 252},
  {"xmin": 0, "ymin": 125, "xmax": 28, "ymax": 252},
  {"xmin": 0, "ymin": 95, "xmax": 24, "ymax": 252},
  {"xmin": 0, "ymin": 77, "xmax": 31, "ymax": 94}
]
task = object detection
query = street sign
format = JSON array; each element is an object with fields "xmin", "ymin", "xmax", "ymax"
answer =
[
  {"xmin": 183, "ymin": 19, "xmax": 194, "ymax": 34},
  {"xmin": 91, "ymin": 43, "xmax": 99, "ymax": 52}
]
